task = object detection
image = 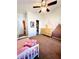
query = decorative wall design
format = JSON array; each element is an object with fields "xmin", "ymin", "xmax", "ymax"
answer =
[{"xmin": 30, "ymin": 21, "xmax": 34, "ymax": 28}]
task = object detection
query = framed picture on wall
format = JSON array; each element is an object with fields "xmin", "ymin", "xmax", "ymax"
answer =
[{"xmin": 30, "ymin": 21, "xmax": 34, "ymax": 28}]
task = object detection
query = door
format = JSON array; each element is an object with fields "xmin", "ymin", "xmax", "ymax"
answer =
[
  {"xmin": 23, "ymin": 20, "xmax": 26, "ymax": 36},
  {"xmin": 36, "ymin": 20, "xmax": 39, "ymax": 35}
]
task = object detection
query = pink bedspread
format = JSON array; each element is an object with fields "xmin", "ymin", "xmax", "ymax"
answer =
[
  {"xmin": 17, "ymin": 39, "xmax": 37, "ymax": 55},
  {"xmin": 24, "ymin": 39, "xmax": 37, "ymax": 47},
  {"xmin": 17, "ymin": 46, "xmax": 29, "ymax": 55}
]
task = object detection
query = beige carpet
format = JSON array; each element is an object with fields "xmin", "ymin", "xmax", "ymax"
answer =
[
  {"xmin": 17, "ymin": 35, "xmax": 61, "ymax": 59},
  {"xmin": 31, "ymin": 35, "xmax": 61, "ymax": 59}
]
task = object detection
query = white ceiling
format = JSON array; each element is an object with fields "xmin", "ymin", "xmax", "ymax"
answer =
[{"xmin": 17, "ymin": 0, "xmax": 61, "ymax": 14}]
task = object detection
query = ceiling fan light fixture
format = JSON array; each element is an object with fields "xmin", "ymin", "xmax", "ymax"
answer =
[
  {"xmin": 33, "ymin": 0, "xmax": 57, "ymax": 13},
  {"xmin": 41, "ymin": 7, "xmax": 47, "ymax": 12},
  {"xmin": 42, "ymin": 1, "xmax": 45, "ymax": 4}
]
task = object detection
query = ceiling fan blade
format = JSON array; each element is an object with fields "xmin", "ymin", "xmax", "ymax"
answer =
[
  {"xmin": 48, "ymin": 1, "xmax": 57, "ymax": 6},
  {"xmin": 46, "ymin": 8, "xmax": 50, "ymax": 12},
  {"xmin": 39, "ymin": 10, "xmax": 41, "ymax": 13},
  {"xmin": 42, "ymin": 0, "xmax": 44, "ymax": 2},
  {"xmin": 33, "ymin": 6, "xmax": 40, "ymax": 8}
]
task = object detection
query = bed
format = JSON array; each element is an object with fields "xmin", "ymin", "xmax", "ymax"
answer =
[{"xmin": 17, "ymin": 39, "xmax": 39, "ymax": 59}]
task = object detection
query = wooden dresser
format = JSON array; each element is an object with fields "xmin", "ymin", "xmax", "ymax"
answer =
[{"xmin": 41, "ymin": 28, "xmax": 52, "ymax": 37}]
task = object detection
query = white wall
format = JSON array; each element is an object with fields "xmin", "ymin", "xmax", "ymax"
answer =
[
  {"xmin": 17, "ymin": 14, "xmax": 24, "ymax": 37},
  {"xmin": 17, "ymin": 7, "xmax": 61, "ymax": 37},
  {"xmin": 17, "ymin": 12, "xmax": 40, "ymax": 37},
  {"xmin": 27, "ymin": 12, "xmax": 40, "ymax": 37},
  {"xmin": 39, "ymin": 7, "xmax": 61, "ymax": 31},
  {"xmin": 17, "ymin": 13, "xmax": 27, "ymax": 37}
]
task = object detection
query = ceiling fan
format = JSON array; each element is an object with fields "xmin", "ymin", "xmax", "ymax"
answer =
[{"xmin": 33, "ymin": 0, "xmax": 57, "ymax": 13}]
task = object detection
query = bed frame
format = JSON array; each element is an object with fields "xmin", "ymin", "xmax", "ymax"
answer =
[{"xmin": 17, "ymin": 44, "xmax": 39, "ymax": 59}]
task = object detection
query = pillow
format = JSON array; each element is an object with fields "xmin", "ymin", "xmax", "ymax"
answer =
[{"xmin": 51, "ymin": 24, "xmax": 61, "ymax": 38}]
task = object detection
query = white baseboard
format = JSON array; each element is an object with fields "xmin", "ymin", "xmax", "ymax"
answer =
[{"xmin": 17, "ymin": 36, "xmax": 28, "ymax": 40}]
